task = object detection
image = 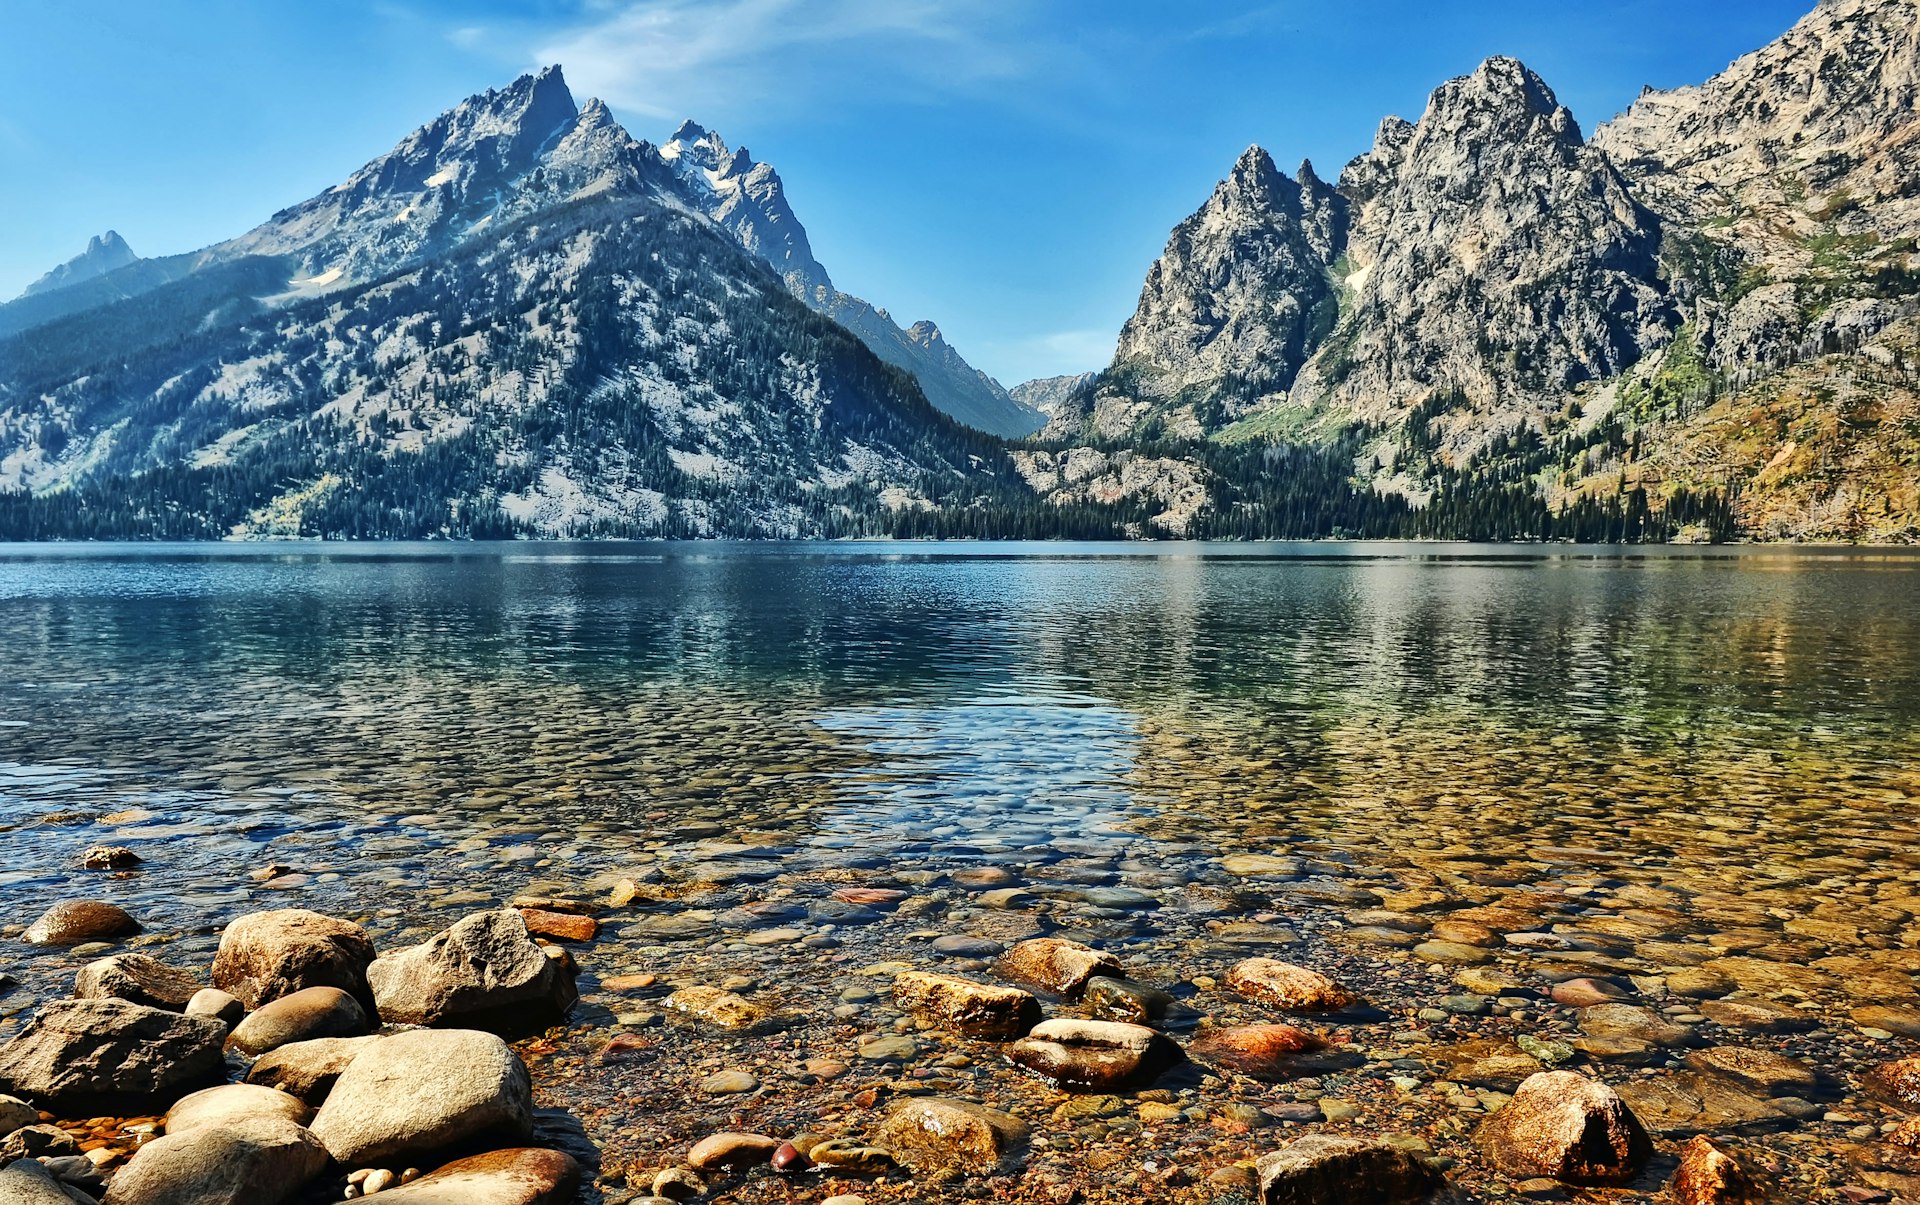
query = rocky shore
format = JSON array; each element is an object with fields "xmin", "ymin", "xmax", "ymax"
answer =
[{"xmin": 3, "ymin": 830, "xmax": 1920, "ymax": 1204}]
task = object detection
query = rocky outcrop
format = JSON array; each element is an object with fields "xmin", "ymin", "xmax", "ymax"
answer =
[
  {"xmin": 0, "ymin": 998, "xmax": 226, "ymax": 1113},
  {"xmin": 308, "ymin": 1029, "xmax": 534, "ymax": 1165},
  {"xmin": 367, "ymin": 909, "xmax": 575, "ymax": 1034},
  {"xmin": 1091, "ymin": 149, "xmax": 1347, "ymax": 437},
  {"xmin": 1293, "ymin": 57, "xmax": 1672, "ymax": 441},
  {"xmin": 212, "ymin": 910, "xmax": 377, "ymax": 1011}
]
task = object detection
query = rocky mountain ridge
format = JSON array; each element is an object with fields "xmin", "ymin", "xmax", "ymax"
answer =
[
  {"xmin": 1041, "ymin": 0, "xmax": 1920, "ymax": 538},
  {"xmin": 20, "ymin": 231, "xmax": 140, "ymax": 298}
]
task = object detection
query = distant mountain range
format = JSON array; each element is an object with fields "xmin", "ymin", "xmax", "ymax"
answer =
[{"xmin": 3, "ymin": 0, "xmax": 1915, "ymax": 541}]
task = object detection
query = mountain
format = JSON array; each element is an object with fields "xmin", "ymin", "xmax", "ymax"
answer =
[
  {"xmin": 659, "ymin": 122, "xmax": 1043, "ymax": 438},
  {"xmin": 1010, "ymin": 372, "xmax": 1098, "ymax": 417},
  {"xmin": 19, "ymin": 231, "xmax": 141, "ymax": 298},
  {"xmin": 1040, "ymin": 0, "xmax": 1920, "ymax": 540},
  {"xmin": 1046, "ymin": 149, "xmax": 1346, "ymax": 442},
  {"xmin": 0, "ymin": 68, "xmax": 1026, "ymax": 539}
]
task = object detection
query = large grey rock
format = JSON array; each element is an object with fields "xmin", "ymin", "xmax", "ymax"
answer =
[
  {"xmin": 227, "ymin": 986, "xmax": 370, "ymax": 1056},
  {"xmin": 308, "ymin": 1028, "xmax": 533, "ymax": 1165},
  {"xmin": 243, "ymin": 1036, "xmax": 380, "ymax": 1106},
  {"xmin": 342, "ymin": 1147, "xmax": 581, "ymax": 1205},
  {"xmin": 74, "ymin": 954, "xmax": 201, "ymax": 1011},
  {"xmin": 23, "ymin": 900, "xmax": 139, "ymax": 946},
  {"xmin": 0, "ymin": 999, "xmax": 225, "ymax": 1113},
  {"xmin": 101, "ymin": 1116, "xmax": 328, "ymax": 1205},
  {"xmin": 1256, "ymin": 1135, "xmax": 1444, "ymax": 1204},
  {"xmin": 368, "ymin": 909, "xmax": 575, "ymax": 1034},
  {"xmin": 0, "ymin": 1158, "xmax": 86, "ymax": 1205},
  {"xmin": 211, "ymin": 910, "xmax": 376, "ymax": 1011},
  {"xmin": 164, "ymin": 1083, "xmax": 313, "ymax": 1134},
  {"xmin": 1474, "ymin": 1069, "xmax": 1652, "ymax": 1185}
]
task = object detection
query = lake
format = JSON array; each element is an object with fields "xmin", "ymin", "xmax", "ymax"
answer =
[{"xmin": 3, "ymin": 541, "xmax": 1918, "ymax": 1201}]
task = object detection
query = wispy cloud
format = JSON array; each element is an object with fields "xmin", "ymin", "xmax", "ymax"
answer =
[
  {"xmin": 976, "ymin": 327, "xmax": 1115, "ymax": 384},
  {"xmin": 494, "ymin": 0, "xmax": 1043, "ymax": 121}
]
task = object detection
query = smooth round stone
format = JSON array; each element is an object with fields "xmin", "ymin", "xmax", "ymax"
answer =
[
  {"xmin": 1549, "ymin": 978, "xmax": 1633, "ymax": 1007},
  {"xmin": 1413, "ymin": 941, "xmax": 1493, "ymax": 966},
  {"xmin": 742, "ymin": 928, "xmax": 805, "ymax": 946},
  {"xmin": 700, "ymin": 1071, "xmax": 760, "ymax": 1095},
  {"xmin": 930, "ymin": 935, "xmax": 1004, "ymax": 958},
  {"xmin": 858, "ymin": 1035, "xmax": 920, "ymax": 1063},
  {"xmin": 1073, "ymin": 888, "xmax": 1157, "ymax": 911}
]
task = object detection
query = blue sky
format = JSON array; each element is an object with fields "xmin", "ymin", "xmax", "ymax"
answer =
[{"xmin": 2, "ymin": 0, "xmax": 1813, "ymax": 386}]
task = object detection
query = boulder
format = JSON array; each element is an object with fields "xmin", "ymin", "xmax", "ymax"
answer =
[
  {"xmin": 24, "ymin": 900, "xmax": 138, "ymax": 946},
  {"xmin": 0, "ymin": 1158, "xmax": 84, "ymax": 1205},
  {"xmin": 212, "ymin": 910, "xmax": 376, "ymax": 1011},
  {"xmin": 891, "ymin": 972, "xmax": 1041, "ymax": 1038},
  {"xmin": 1083, "ymin": 976, "xmax": 1178, "ymax": 1025},
  {"xmin": 1256, "ymin": 1135, "xmax": 1444, "ymax": 1204},
  {"xmin": 995, "ymin": 938, "xmax": 1120, "ymax": 998},
  {"xmin": 368, "ymin": 910, "xmax": 575, "ymax": 1034},
  {"xmin": 339, "ymin": 1148, "xmax": 582, "ymax": 1205},
  {"xmin": 1669, "ymin": 1135, "xmax": 1759, "ymax": 1204},
  {"xmin": 227, "ymin": 986, "xmax": 370, "ymax": 1056},
  {"xmin": 0, "ymin": 998, "xmax": 225, "ymax": 1113},
  {"xmin": 308, "ymin": 1028, "xmax": 533, "ymax": 1165},
  {"xmin": 165, "ymin": 1083, "xmax": 313, "ymax": 1134},
  {"xmin": 1474, "ymin": 1070, "xmax": 1651, "ymax": 1185},
  {"xmin": 101, "ymin": 1116, "xmax": 328, "ymax": 1205},
  {"xmin": 244, "ymin": 1036, "xmax": 381, "ymax": 1106},
  {"xmin": 75, "ymin": 954, "xmax": 201, "ymax": 1011},
  {"xmin": 1226, "ymin": 959, "xmax": 1356, "ymax": 1012},
  {"xmin": 1006, "ymin": 1019, "xmax": 1183, "ymax": 1091},
  {"xmin": 875, "ymin": 1097, "xmax": 1028, "ymax": 1174},
  {"xmin": 185, "ymin": 989, "xmax": 246, "ymax": 1031}
]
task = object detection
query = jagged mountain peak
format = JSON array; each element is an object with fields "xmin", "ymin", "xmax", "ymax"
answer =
[
  {"xmin": 1419, "ymin": 55, "xmax": 1583, "ymax": 147},
  {"xmin": 906, "ymin": 320, "xmax": 946, "ymax": 347},
  {"xmin": 19, "ymin": 229, "xmax": 143, "ymax": 299}
]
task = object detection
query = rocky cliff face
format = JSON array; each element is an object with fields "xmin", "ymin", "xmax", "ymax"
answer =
[
  {"xmin": 1010, "ymin": 372, "xmax": 1097, "ymax": 417},
  {"xmin": 1093, "ymin": 149, "xmax": 1345, "ymax": 438},
  {"xmin": 1293, "ymin": 57, "xmax": 1673, "ymax": 445}
]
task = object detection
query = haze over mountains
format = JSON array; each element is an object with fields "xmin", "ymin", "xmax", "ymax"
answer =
[{"xmin": 2, "ymin": 0, "xmax": 1915, "ymax": 540}]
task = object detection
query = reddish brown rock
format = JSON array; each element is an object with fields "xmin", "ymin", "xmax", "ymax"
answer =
[
  {"xmin": 1549, "ymin": 977, "xmax": 1632, "ymax": 1007},
  {"xmin": 687, "ymin": 1132, "xmax": 779, "ymax": 1171},
  {"xmin": 1225, "ymin": 959, "xmax": 1356, "ymax": 1013},
  {"xmin": 517, "ymin": 908, "xmax": 599, "ymax": 943},
  {"xmin": 1669, "ymin": 1135, "xmax": 1758, "ymax": 1204},
  {"xmin": 1188, "ymin": 1024, "xmax": 1333, "ymax": 1082},
  {"xmin": 995, "ymin": 938, "xmax": 1121, "ymax": 999},
  {"xmin": 892, "ymin": 971, "xmax": 1041, "ymax": 1038},
  {"xmin": 833, "ymin": 887, "xmax": 908, "ymax": 907},
  {"xmin": 1473, "ymin": 1070, "xmax": 1651, "ymax": 1185},
  {"xmin": 212, "ymin": 910, "xmax": 377, "ymax": 1011},
  {"xmin": 1867, "ymin": 1055, "xmax": 1920, "ymax": 1107},
  {"xmin": 82, "ymin": 846, "xmax": 142, "ymax": 870}
]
